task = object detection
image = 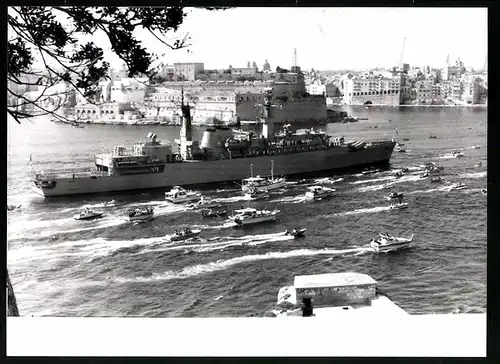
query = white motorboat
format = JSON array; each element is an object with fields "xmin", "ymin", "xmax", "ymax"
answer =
[
  {"xmin": 448, "ymin": 182, "xmax": 467, "ymax": 191},
  {"xmin": 245, "ymin": 189, "xmax": 271, "ymax": 200},
  {"xmin": 169, "ymin": 228, "xmax": 202, "ymax": 242},
  {"xmin": 229, "ymin": 207, "xmax": 279, "ymax": 226},
  {"xmin": 419, "ymin": 172, "xmax": 429, "ymax": 179},
  {"xmin": 431, "ymin": 176, "xmax": 444, "ymax": 183},
  {"xmin": 128, "ymin": 206, "xmax": 154, "ymax": 222},
  {"xmin": 389, "ymin": 202, "xmax": 409, "ymax": 210},
  {"xmin": 370, "ymin": 233, "xmax": 414, "ymax": 253},
  {"xmin": 387, "ymin": 192, "xmax": 404, "ymax": 201},
  {"xmin": 394, "ymin": 171, "xmax": 404, "ymax": 178},
  {"xmin": 284, "ymin": 228, "xmax": 307, "ymax": 238},
  {"xmin": 241, "ymin": 161, "xmax": 286, "ymax": 194},
  {"xmin": 449, "ymin": 150, "xmax": 464, "ymax": 158},
  {"xmin": 190, "ymin": 195, "xmax": 221, "ymax": 209},
  {"xmin": 305, "ymin": 186, "xmax": 336, "ymax": 200},
  {"xmin": 74, "ymin": 208, "xmax": 104, "ymax": 220},
  {"xmin": 361, "ymin": 168, "xmax": 379, "ymax": 175},
  {"xmin": 201, "ymin": 208, "xmax": 227, "ymax": 218},
  {"xmin": 165, "ymin": 186, "xmax": 201, "ymax": 204},
  {"xmin": 396, "ymin": 146, "xmax": 406, "ymax": 153}
]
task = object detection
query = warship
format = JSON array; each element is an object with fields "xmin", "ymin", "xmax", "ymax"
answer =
[{"xmin": 32, "ymin": 91, "xmax": 396, "ymax": 197}]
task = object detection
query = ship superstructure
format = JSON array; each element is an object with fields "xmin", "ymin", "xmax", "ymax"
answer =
[{"xmin": 32, "ymin": 90, "xmax": 396, "ymax": 197}]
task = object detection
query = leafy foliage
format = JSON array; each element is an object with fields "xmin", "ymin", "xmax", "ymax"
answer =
[{"xmin": 7, "ymin": 6, "xmax": 192, "ymax": 123}]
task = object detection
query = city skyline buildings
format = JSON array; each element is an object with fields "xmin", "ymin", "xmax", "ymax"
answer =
[{"xmin": 19, "ymin": 7, "xmax": 488, "ymax": 73}]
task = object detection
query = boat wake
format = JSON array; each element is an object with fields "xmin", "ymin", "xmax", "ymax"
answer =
[
  {"xmin": 113, "ymin": 247, "xmax": 374, "ymax": 284},
  {"xmin": 459, "ymin": 172, "xmax": 486, "ymax": 179},
  {"xmin": 314, "ymin": 177, "xmax": 344, "ymax": 184},
  {"xmin": 335, "ymin": 205, "xmax": 393, "ymax": 217},
  {"xmin": 350, "ymin": 176, "xmax": 395, "ymax": 185}
]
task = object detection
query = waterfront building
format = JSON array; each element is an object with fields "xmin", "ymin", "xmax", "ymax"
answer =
[
  {"xmin": 74, "ymin": 102, "xmax": 144, "ymax": 122},
  {"xmin": 342, "ymin": 76, "xmax": 400, "ymax": 105}
]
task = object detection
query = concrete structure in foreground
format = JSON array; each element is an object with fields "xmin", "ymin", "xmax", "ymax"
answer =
[{"xmin": 271, "ymin": 272, "xmax": 408, "ymax": 317}]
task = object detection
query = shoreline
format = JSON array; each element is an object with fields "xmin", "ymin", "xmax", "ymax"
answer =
[{"xmin": 329, "ymin": 104, "xmax": 487, "ymax": 108}]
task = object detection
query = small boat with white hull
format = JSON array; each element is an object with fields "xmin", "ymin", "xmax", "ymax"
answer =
[
  {"xmin": 169, "ymin": 228, "xmax": 201, "ymax": 242},
  {"xmin": 394, "ymin": 171, "xmax": 404, "ymax": 179},
  {"xmin": 245, "ymin": 189, "xmax": 271, "ymax": 200},
  {"xmin": 370, "ymin": 233, "xmax": 414, "ymax": 253},
  {"xmin": 448, "ymin": 182, "xmax": 467, "ymax": 191},
  {"xmin": 229, "ymin": 207, "xmax": 279, "ymax": 226},
  {"xmin": 361, "ymin": 168, "xmax": 379, "ymax": 175},
  {"xmin": 201, "ymin": 208, "xmax": 227, "ymax": 218},
  {"xmin": 285, "ymin": 228, "xmax": 307, "ymax": 238},
  {"xmin": 430, "ymin": 176, "xmax": 444, "ymax": 183},
  {"xmin": 241, "ymin": 161, "xmax": 286, "ymax": 194},
  {"xmin": 189, "ymin": 195, "xmax": 221, "ymax": 209},
  {"xmin": 396, "ymin": 146, "xmax": 406, "ymax": 153},
  {"xmin": 419, "ymin": 171, "xmax": 429, "ymax": 179},
  {"xmin": 305, "ymin": 186, "xmax": 336, "ymax": 200},
  {"xmin": 128, "ymin": 206, "xmax": 154, "ymax": 222},
  {"xmin": 165, "ymin": 186, "xmax": 201, "ymax": 204},
  {"xmin": 450, "ymin": 149, "xmax": 464, "ymax": 158},
  {"xmin": 74, "ymin": 208, "xmax": 104, "ymax": 220},
  {"xmin": 389, "ymin": 202, "xmax": 409, "ymax": 210}
]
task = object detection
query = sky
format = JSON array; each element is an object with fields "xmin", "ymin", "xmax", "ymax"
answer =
[{"xmin": 21, "ymin": 7, "xmax": 488, "ymax": 72}]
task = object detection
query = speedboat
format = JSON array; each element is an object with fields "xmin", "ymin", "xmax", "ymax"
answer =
[
  {"xmin": 403, "ymin": 138, "xmax": 410, "ymax": 141},
  {"xmin": 245, "ymin": 190, "xmax": 271, "ymax": 200},
  {"xmin": 241, "ymin": 161, "xmax": 286, "ymax": 194},
  {"xmin": 382, "ymin": 182, "xmax": 392, "ymax": 189},
  {"xmin": 387, "ymin": 192, "xmax": 404, "ymax": 200},
  {"xmin": 74, "ymin": 208, "xmax": 104, "ymax": 220},
  {"xmin": 285, "ymin": 228, "xmax": 307, "ymax": 238},
  {"xmin": 190, "ymin": 195, "xmax": 222, "ymax": 209},
  {"xmin": 419, "ymin": 172, "xmax": 429, "ymax": 179},
  {"xmin": 361, "ymin": 168, "xmax": 379, "ymax": 175},
  {"xmin": 128, "ymin": 207, "xmax": 154, "ymax": 222},
  {"xmin": 229, "ymin": 207, "xmax": 280, "ymax": 226},
  {"xmin": 471, "ymin": 145, "xmax": 481, "ymax": 149},
  {"xmin": 201, "ymin": 208, "xmax": 227, "ymax": 218},
  {"xmin": 481, "ymin": 189, "xmax": 487, "ymax": 195},
  {"xmin": 427, "ymin": 164, "xmax": 444, "ymax": 174},
  {"xmin": 448, "ymin": 182, "xmax": 467, "ymax": 191},
  {"xmin": 450, "ymin": 150, "xmax": 464, "ymax": 158},
  {"xmin": 429, "ymin": 135, "xmax": 437, "ymax": 139},
  {"xmin": 389, "ymin": 202, "xmax": 409, "ymax": 210},
  {"xmin": 394, "ymin": 171, "xmax": 404, "ymax": 178},
  {"xmin": 169, "ymin": 228, "xmax": 202, "ymax": 242},
  {"xmin": 165, "ymin": 186, "xmax": 201, "ymax": 204},
  {"xmin": 401, "ymin": 167, "xmax": 410, "ymax": 173},
  {"xmin": 370, "ymin": 233, "xmax": 414, "ymax": 253},
  {"xmin": 431, "ymin": 176, "xmax": 444, "ymax": 183},
  {"xmin": 305, "ymin": 186, "xmax": 335, "ymax": 200},
  {"xmin": 396, "ymin": 146, "xmax": 406, "ymax": 153},
  {"xmin": 7, "ymin": 204, "xmax": 21, "ymax": 212}
]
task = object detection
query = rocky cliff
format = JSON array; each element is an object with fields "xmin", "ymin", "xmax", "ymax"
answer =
[{"xmin": 7, "ymin": 269, "xmax": 19, "ymax": 316}]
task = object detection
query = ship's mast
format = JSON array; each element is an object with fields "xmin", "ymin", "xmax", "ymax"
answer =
[
  {"xmin": 271, "ymin": 160, "xmax": 274, "ymax": 180},
  {"xmin": 250, "ymin": 164, "xmax": 253, "ymax": 178}
]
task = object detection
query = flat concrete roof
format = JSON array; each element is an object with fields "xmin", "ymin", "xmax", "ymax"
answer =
[{"xmin": 294, "ymin": 272, "xmax": 377, "ymax": 290}]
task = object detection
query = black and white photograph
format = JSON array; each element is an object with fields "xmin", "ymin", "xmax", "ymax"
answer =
[{"xmin": 7, "ymin": 5, "xmax": 487, "ymax": 357}]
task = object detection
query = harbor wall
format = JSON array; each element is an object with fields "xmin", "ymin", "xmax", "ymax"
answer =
[
  {"xmin": 347, "ymin": 94, "xmax": 400, "ymax": 106},
  {"xmin": 296, "ymin": 283, "xmax": 376, "ymax": 307}
]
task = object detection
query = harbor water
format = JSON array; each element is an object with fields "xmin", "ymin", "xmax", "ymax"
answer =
[{"xmin": 7, "ymin": 106, "xmax": 487, "ymax": 317}]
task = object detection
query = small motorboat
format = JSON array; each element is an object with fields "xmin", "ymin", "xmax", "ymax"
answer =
[
  {"xmin": 370, "ymin": 233, "xmax": 414, "ymax": 253},
  {"xmin": 74, "ymin": 208, "xmax": 104, "ymax": 221},
  {"xmin": 403, "ymin": 138, "xmax": 410, "ymax": 141},
  {"xmin": 382, "ymin": 182, "xmax": 392, "ymax": 189},
  {"xmin": 7, "ymin": 204, "xmax": 21, "ymax": 212},
  {"xmin": 431, "ymin": 176, "xmax": 444, "ymax": 183},
  {"xmin": 427, "ymin": 164, "xmax": 444, "ymax": 174},
  {"xmin": 190, "ymin": 195, "xmax": 222, "ymax": 209},
  {"xmin": 389, "ymin": 202, "xmax": 409, "ymax": 210},
  {"xmin": 285, "ymin": 228, "xmax": 307, "ymax": 238},
  {"xmin": 201, "ymin": 208, "xmax": 227, "ymax": 218},
  {"xmin": 448, "ymin": 182, "xmax": 467, "ymax": 191},
  {"xmin": 169, "ymin": 228, "xmax": 202, "ymax": 242},
  {"xmin": 429, "ymin": 135, "xmax": 437, "ymax": 139},
  {"xmin": 305, "ymin": 186, "xmax": 335, "ymax": 200},
  {"xmin": 361, "ymin": 168, "xmax": 379, "ymax": 175},
  {"xmin": 394, "ymin": 171, "xmax": 404, "ymax": 179},
  {"xmin": 387, "ymin": 192, "xmax": 404, "ymax": 200},
  {"xmin": 481, "ymin": 189, "xmax": 487, "ymax": 195},
  {"xmin": 396, "ymin": 146, "xmax": 406, "ymax": 153},
  {"xmin": 419, "ymin": 172, "xmax": 429, "ymax": 179},
  {"xmin": 229, "ymin": 207, "xmax": 280, "ymax": 226},
  {"xmin": 471, "ymin": 145, "xmax": 481, "ymax": 149},
  {"xmin": 401, "ymin": 167, "xmax": 410, "ymax": 173},
  {"xmin": 165, "ymin": 186, "xmax": 201, "ymax": 204},
  {"xmin": 245, "ymin": 189, "xmax": 271, "ymax": 200},
  {"xmin": 476, "ymin": 162, "xmax": 482, "ymax": 168},
  {"xmin": 450, "ymin": 150, "xmax": 464, "ymax": 158},
  {"xmin": 128, "ymin": 207, "xmax": 154, "ymax": 222}
]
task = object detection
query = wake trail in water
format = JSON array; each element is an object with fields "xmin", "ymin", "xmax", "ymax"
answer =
[
  {"xmin": 350, "ymin": 176, "xmax": 395, "ymax": 185},
  {"xmin": 113, "ymin": 247, "xmax": 374, "ymax": 283}
]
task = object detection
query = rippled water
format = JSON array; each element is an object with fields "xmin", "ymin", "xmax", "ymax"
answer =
[{"xmin": 7, "ymin": 106, "xmax": 487, "ymax": 317}]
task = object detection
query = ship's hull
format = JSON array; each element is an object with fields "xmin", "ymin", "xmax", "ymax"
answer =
[{"xmin": 33, "ymin": 143, "xmax": 395, "ymax": 197}]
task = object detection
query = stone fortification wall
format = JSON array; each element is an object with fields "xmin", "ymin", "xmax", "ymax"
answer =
[
  {"xmin": 296, "ymin": 283, "xmax": 376, "ymax": 307},
  {"xmin": 349, "ymin": 94, "xmax": 400, "ymax": 106},
  {"xmin": 273, "ymin": 97, "xmax": 327, "ymax": 123}
]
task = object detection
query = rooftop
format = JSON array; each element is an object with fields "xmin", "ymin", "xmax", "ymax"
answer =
[{"xmin": 294, "ymin": 272, "xmax": 377, "ymax": 290}]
